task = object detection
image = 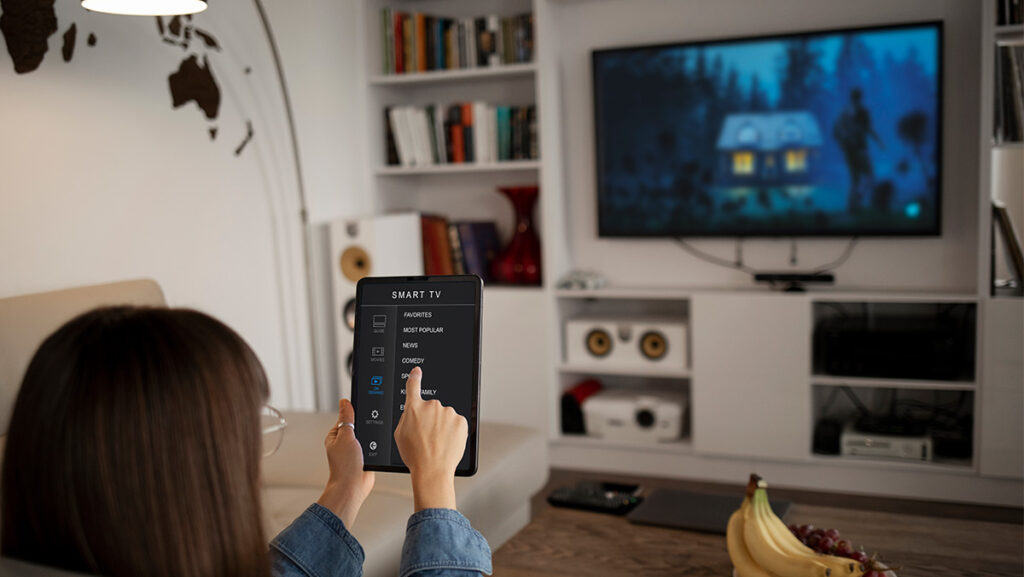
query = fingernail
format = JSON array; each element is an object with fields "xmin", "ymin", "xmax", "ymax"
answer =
[{"xmin": 412, "ymin": 367, "xmax": 421, "ymax": 375}]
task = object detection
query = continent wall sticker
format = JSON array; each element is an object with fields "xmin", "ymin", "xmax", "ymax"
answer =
[{"xmin": 0, "ymin": 1, "xmax": 255, "ymax": 156}]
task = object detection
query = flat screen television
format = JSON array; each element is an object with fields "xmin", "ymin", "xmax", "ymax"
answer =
[{"xmin": 593, "ymin": 21, "xmax": 943, "ymax": 237}]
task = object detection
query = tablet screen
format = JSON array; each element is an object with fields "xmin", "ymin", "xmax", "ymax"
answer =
[{"xmin": 352, "ymin": 275, "xmax": 482, "ymax": 475}]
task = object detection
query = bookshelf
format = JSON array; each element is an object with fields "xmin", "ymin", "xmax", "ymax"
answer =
[{"xmin": 354, "ymin": 0, "xmax": 570, "ymax": 443}]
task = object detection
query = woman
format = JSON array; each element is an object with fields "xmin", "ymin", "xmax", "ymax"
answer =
[{"xmin": 1, "ymin": 306, "xmax": 491, "ymax": 577}]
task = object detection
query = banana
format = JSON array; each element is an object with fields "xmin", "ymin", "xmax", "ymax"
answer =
[
  {"xmin": 743, "ymin": 487, "xmax": 833, "ymax": 577},
  {"xmin": 752, "ymin": 487, "xmax": 863, "ymax": 576},
  {"xmin": 727, "ymin": 496, "xmax": 780, "ymax": 577}
]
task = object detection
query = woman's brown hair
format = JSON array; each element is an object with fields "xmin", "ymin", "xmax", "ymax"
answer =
[{"xmin": 2, "ymin": 306, "xmax": 272, "ymax": 577}]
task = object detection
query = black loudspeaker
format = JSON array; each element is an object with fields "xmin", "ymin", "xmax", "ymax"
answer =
[{"xmin": 812, "ymin": 418, "xmax": 843, "ymax": 455}]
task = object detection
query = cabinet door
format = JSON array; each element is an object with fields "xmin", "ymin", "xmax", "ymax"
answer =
[
  {"xmin": 979, "ymin": 299, "xmax": 1024, "ymax": 480},
  {"xmin": 691, "ymin": 294, "xmax": 810, "ymax": 460}
]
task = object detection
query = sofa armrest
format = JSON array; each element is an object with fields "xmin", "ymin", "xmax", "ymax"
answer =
[{"xmin": 262, "ymin": 411, "xmax": 335, "ymax": 489}]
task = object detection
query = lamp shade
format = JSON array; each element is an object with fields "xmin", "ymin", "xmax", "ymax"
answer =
[{"xmin": 81, "ymin": 0, "xmax": 207, "ymax": 16}]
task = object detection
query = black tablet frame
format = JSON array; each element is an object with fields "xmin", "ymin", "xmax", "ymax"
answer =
[{"xmin": 351, "ymin": 274, "xmax": 483, "ymax": 476}]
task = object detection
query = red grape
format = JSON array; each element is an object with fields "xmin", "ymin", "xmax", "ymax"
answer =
[
  {"xmin": 834, "ymin": 540, "xmax": 853, "ymax": 557},
  {"xmin": 850, "ymin": 551, "xmax": 869, "ymax": 564},
  {"xmin": 864, "ymin": 571, "xmax": 883, "ymax": 577},
  {"xmin": 817, "ymin": 537, "xmax": 835, "ymax": 553},
  {"xmin": 824, "ymin": 528, "xmax": 840, "ymax": 540}
]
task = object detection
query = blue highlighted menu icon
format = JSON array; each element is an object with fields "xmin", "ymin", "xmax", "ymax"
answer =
[{"xmin": 369, "ymin": 376, "xmax": 383, "ymax": 395}]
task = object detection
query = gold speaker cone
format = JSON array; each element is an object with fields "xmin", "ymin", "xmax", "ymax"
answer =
[
  {"xmin": 586, "ymin": 329, "xmax": 613, "ymax": 357},
  {"xmin": 340, "ymin": 246, "xmax": 372, "ymax": 283},
  {"xmin": 640, "ymin": 331, "xmax": 667, "ymax": 360}
]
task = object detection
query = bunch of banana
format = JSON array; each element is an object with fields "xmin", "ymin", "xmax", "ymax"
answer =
[{"xmin": 727, "ymin": 475, "xmax": 864, "ymax": 577}]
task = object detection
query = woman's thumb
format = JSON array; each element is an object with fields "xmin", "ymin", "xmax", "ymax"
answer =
[{"xmin": 339, "ymin": 398, "xmax": 355, "ymax": 423}]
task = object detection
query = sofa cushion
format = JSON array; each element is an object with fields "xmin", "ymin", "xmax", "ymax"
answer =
[{"xmin": 0, "ymin": 279, "xmax": 166, "ymax": 436}]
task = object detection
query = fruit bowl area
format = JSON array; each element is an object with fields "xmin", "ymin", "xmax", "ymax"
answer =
[{"xmin": 726, "ymin": 474, "xmax": 900, "ymax": 577}]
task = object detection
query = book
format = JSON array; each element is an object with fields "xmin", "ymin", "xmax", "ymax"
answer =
[
  {"xmin": 448, "ymin": 223, "xmax": 467, "ymax": 275},
  {"xmin": 383, "ymin": 107, "xmax": 399, "ymax": 165},
  {"xmin": 472, "ymin": 101, "xmax": 488, "ymax": 164},
  {"xmin": 421, "ymin": 215, "xmax": 454, "ymax": 275},
  {"xmin": 497, "ymin": 106, "xmax": 511, "ymax": 161},
  {"xmin": 388, "ymin": 107, "xmax": 413, "ymax": 166},
  {"xmin": 382, "ymin": 8, "xmax": 534, "ymax": 74},
  {"xmin": 461, "ymin": 103, "xmax": 475, "ymax": 163},
  {"xmin": 383, "ymin": 102, "xmax": 538, "ymax": 166},
  {"xmin": 382, "ymin": 8, "xmax": 394, "ymax": 74},
  {"xmin": 415, "ymin": 13, "xmax": 427, "ymax": 72},
  {"xmin": 403, "ymin": 15, "xmax": 414, "ymax": 73},
  {"xmin": 487, "ymin": 15, "xmax": 501, "ymax": 66},
  {"xmin": 393, "ymin": 11, "xmax": 404, "ymax": 73},
  {"xmin": 457, "ymin": 221, "xmax": 501, "ymax": 281}
]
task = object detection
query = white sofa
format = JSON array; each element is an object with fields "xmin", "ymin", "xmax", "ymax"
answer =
[{"xmin": 0, "ymin": 280, "xmax": 547, "ymax": 577}]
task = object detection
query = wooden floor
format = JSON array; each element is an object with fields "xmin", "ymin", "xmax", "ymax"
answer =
[{"xmin": 493, "ymin": 469, "xmax": 1024, "ymax": 577}]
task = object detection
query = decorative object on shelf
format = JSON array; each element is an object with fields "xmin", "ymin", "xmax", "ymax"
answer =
[
  {"xmin": 560, "ymin": 379, "xmax": 603, "ymax": 434},
  {"xmin": 492, "ymin": 185, "xmax": 542, "ymax": 285},
  {"xmin": 557, "ymin": 270, "xmax": 608, "ymax": 290}
]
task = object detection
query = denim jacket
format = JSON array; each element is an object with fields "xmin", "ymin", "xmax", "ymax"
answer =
[{"xmin": 269, "ymin": 503, "xmax": 493, "ymax": 577}]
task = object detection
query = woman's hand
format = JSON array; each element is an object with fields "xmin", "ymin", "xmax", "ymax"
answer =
[
  {"xmin": 317, "ymin": 399, "xmax": 375, "ymax": 528},
  {"xmin": 394, "ymin": 367, "xmax": 468, "ymax": 511}
]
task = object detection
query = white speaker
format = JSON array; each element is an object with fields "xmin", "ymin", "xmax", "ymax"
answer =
[
  {"xmin": 565, "ymin": 317, "xmax": 688, "ymax": 369},
  {"xmin": 329, "ymin": 213, "xmax": 423, "ymax": 389}
]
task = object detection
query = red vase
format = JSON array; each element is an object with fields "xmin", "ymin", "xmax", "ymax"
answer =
[{"xmin": 491, "ymin": 185, "xmax": 542, "ymax": 285}]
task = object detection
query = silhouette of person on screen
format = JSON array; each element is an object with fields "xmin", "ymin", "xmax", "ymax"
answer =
[{"xmin": 833, "ymin": 88, "xmax": 882, "ymax": 213}]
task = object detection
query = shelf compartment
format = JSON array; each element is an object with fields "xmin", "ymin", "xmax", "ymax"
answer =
[
  {"xmin": 811, "ymin": 375, "xmax": 976, "ymax": 391},
  {"xmin": 370, "ymin": 63, "xmax": 537, "ymax": 86},
  {"xmin": 559, "ymin": 362, "xmax": 690, "ymax": 379},
  {"xmin": 811, "ymin": 384, "xmax": 975, "ymax": 468},
  {"xmin": 375, "ymin": 160, "xmax": 540, "ymax": 176}
]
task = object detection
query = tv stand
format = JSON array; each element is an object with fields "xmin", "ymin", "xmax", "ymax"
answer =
[{"xmin": 754, "ymin": 272, "xmax": 836, "ymax": 292}]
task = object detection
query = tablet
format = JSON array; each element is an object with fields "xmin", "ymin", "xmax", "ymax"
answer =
[{"xmin": 351, "ymin": 275, "xmax": 482, "ymax": 476}]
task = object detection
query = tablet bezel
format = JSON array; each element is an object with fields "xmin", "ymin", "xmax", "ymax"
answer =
[{"xmin": 351, "ymin": 274, "xmax": 482, "ymax": 476}]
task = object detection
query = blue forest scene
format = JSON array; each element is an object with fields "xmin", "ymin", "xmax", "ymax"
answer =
[{"xmin": 594, "ymin": 24, "xmax": 941, "ymax": 236}]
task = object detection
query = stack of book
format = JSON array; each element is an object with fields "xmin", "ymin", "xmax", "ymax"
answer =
[
  {"xmin": 420, "ymin": 216, "xmax": 502, "ymax": 280},
  {"xmin": 381, "ymin": 9, "xmax": 534, "ymax": 75},
  {"xmin": 385, "ymin": 103, "xmax": 538, "ymax": 167}
]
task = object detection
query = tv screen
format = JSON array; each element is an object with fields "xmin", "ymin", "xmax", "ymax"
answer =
[{"xmin": 593, "ymin": 22, "xmax": 942, "ymax": 237}]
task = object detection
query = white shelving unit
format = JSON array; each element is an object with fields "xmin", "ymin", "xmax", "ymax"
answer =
[
  {"xmin": 369, "ymin": 62, "xmax": 538, "ymax": 86},
  {"xmin": 810, "ymin": 375, "xmax": 977, "ymax": 392},
  {"xmin": 374, "ymin": 160, "xmax": 541, "ymax": 176},
  {"xmin": 558, "ymin": 362, "xmax": 691, "ymax": 379},
  {"xmin": 354, "ymin": 0, "xmax": 570, "ymax": 439},
  {"xmin": 344, "ymin": 0, "xmax": 1022, "ymax": 506}
]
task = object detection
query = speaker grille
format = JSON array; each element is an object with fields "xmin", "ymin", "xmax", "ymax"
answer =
[
  {"xmin": 586, "ymin": 329, "xmax": 613, "ymax": 357},
  {"xmin": 639, "ymin": 331, "xmax": 668, "ymax": 360},
  {"xmin": 340, "ymin": 246, "xmax": 372, "ymax": 283}
]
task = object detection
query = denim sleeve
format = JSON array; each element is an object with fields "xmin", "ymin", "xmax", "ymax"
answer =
[
  {"xmin": 269, "ymin": 503, "xmax": 366, "ymax": 577},
  {"xmin": 399, "ymin": 508, "xmax": 493, "ymax": 577}
]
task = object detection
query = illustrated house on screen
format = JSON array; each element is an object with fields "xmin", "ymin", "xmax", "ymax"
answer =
[{"xmin": 716, "ymin": 111, "xmax": 823, "ymax": 184}]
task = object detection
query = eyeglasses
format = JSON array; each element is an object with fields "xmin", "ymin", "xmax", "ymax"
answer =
[{"xmin": 261, "ymin": 404, "xmax": 288, "ymax": 458}]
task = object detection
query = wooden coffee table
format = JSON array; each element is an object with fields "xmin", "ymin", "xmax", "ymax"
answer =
[{"xmin": 493, "ymin": 471, "xmax": 1023, "ymax": 577}]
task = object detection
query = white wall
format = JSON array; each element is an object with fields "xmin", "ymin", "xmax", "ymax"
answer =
[
  {"xmin": 0, "ymin": 1, "xmax": 314, "ymax": 408},
  {"xmin": 555, "ymin": 0, "xmax": 982, "ymax": 293}
]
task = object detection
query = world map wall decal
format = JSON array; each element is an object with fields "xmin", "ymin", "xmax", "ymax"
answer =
[{"xmin": 0, "ymin": 0, "xmax": 256, "ymax": 156}]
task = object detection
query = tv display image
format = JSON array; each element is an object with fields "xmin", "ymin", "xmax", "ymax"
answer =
[{"xmin": 593, "ymin": 22, "xmax": 942, "ymax": 237}]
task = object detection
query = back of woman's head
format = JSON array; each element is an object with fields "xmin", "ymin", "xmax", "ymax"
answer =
[{"xmin": 1, "ymin": 306, "xmax": 271, "ymax": 577}]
